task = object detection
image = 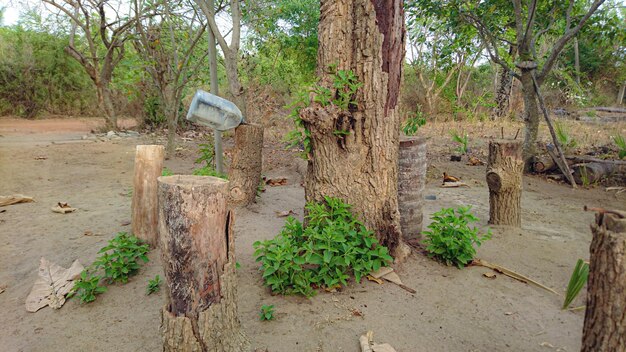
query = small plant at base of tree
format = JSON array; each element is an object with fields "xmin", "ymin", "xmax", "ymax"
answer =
[
  {"xmin": 161, "ymin": 167, "xmax": 173, "ymax": 176},
  {"xmin": 147, "ymin": 275, "xmax": 162, "ymax": 295},
  {"xmin": 423, "ymin": 206, "xmax": 491, "ymax": 268},
  {"xmin": 259, "ymin": 304, "xmax": 275, "ymax": 321},
  {"xmin": 94, "ymin": 232, "xmax": 150, "ymax": 284},
  {"xmin": 555, "ymin": 122, "xmax": 577, "ymax": 151},
  {"xmin": 253, "ymin": 197, "xmax": 393, "ymax": 297},
  {"xmin": 450, "ymin": 130, "xmax": 469, "ymax": 154},
  {"xmin": 613, "ymin": 134, "xmax": 626, "ymax": 159},
  {"xmin": 402, "ymin": 106, "xmax": 427, "ymax": 136},
  {"xmin": 562, "ymin": 259, "xmax": 589, "ymax": 310},
  {"xmin": 68, "ymin": 271, "xmax": 107, "ymax": 303}
]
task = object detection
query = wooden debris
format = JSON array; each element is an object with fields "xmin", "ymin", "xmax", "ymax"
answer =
[
  {"xmin": 467, "ymin": 156, "xmax": 485, "ymax": 166},
  {"xmin": 51, "ymin": 202, "xmax": 76, "ymax": 214},
  {"xmin": 265, "ymin": 178, "xmax": 287, "ymax": 186},
  {"xmin": 442, "ymin": 172, "xmax": 461, "ymax": 183},
  {"xmin": 471, "ymin": 258, "xmax": 559, "ymax": 295},
  {"xmin": 441, "ymin": 181, "xmax": 470, "ymax": 188},
  {"xmin": 275, "ymin": 210, "xmax": 297, "ymax": 217}
]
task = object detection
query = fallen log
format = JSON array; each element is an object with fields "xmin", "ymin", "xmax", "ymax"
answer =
[
  {"xmin": 572, "ymin": 163, "xmax": 617, "ymax": 185},
  {"xmin": 533, "ymin": 156, "xmax": 556, "ymax": 173}
]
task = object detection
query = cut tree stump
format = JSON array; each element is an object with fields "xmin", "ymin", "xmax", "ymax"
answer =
[
  {"xmin": 582, "ymin": 209, "xmax": 626, "ymax": 351},
  {"xmin": 131, "ymin": 145, "xmax": 164, "ymax": 247},
  {"xmin": 228, "ymin": 123, "xmax": 263, "ymax": 207},
  {"xmin": 486, "ymin": 140, "xmax": 523, "ymax": 227},
  {"xmin": 157, "ymin": 175, "xmax": 248, "ymax": 352},
  {"xmin": 398, "ymin": 136, "xmax": 427, "ymax": 241},
  {"xmin": 572, "ymin": 162, "xmax": 616, "ymax": 185}
]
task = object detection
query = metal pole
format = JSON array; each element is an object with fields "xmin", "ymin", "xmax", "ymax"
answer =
[{"xmin": 207, "ymin": 0, "xmax": 223, "ymax": 175}]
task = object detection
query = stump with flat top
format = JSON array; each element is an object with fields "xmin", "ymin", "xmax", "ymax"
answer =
[
  {"xmin": 157, "ymin": 175, "xmax": 248, "ymax": 352},
  {"xmin": 228, "ymin": 123, "xmax": 263, "ymax": 207},
  {"xmin": 486, "ymin": 140, "xmax": 523, "ymax": 227},
  {"xmin": 581, "ymin": 209, "xmax": 626, "ymax": 351},
  {"xmin": 131, "ymin": 145, "xmax": 165, "ymax": 247},
  {"xmin": 398, "ymin": 136, "xmax": 427, "ymax": 241}
]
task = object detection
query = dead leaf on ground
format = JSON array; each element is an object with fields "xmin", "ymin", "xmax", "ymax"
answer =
[
  {"xmin": 83, "ymin": 230, "xmax": 102, "ymax": 236},
  {"xmin": 483, "ymin": 272, "xmax": 497, "ymax": 279},
  {"xmin": 351, "ymin": 308, "xmax": 364, "ymax": 317},
  {"xmin": 366, "ymin": 275, "xmax": 384, "ymax": 285},
  {"xmin": 442, "ymin": 172, "xmax": 461, "ymax": 183},
  {"xmin": 120, "ymin": 220, "xmax": 131, "ymax": 226},
  {"xmin": 25, "ymin": 258, "xmax": 84, "ymax": 312},
  {"xmin": 275, "ymin": 210, "xmax": 297, "ymax": 217},
  {"xmin": 0, "ymin": 194, "xmax": 35, "ymax": 207},
  {"xmin": 0, "ymin": 209, "xmax": 5, "ymax": 213},
  {"xmin": 52, "ymin": 202, "xmax": 77, "ymax": 214},
  {"xmin": 265, "ymin": 178, "xmax": 287, "ymax": 186},
  {"xmin": 467, "ymin": 156, "xmax": 485, "ymax": 166},
  {"xmin": 34, "ymin": 156, "xmax": 48, "ymax": 160},
  {"xmin": 0, "ymin": 285, "xmax": 6, "ymax": 294}
]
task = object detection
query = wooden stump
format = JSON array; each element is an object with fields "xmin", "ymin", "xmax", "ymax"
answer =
[
  {"xmin": 581, "ymin": 210, "xmax": 626, "ymax": 351},
  {"xmin": 131, "ymin": 145, "xmax": 165, "ymax": 247},
  {"xmin": 157, "ymin": 175, "xmax": 248, "ymax": 352},
  {"xmin": 228, "ymin": 123, "xmax": 263, "ymax": 207},
  {"xmin": 486, "ymin": 140, "xmax": 523, "ymax": 227},
  {"xmin": 398, "ymin": 136, "xmax": 427, "ymax": 241}
]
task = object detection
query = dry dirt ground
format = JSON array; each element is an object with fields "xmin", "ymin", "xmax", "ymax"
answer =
[{"xmin": 1, "ymin": 116, "xmax": 624, "ymax": 352}]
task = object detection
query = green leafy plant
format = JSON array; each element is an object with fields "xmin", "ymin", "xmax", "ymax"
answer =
[
  {"xmin": 283, "ymin": 90, "xmax": 312, "ymax": 159},
  {"xmin": 332, "ymin": 69, "xmax": 362, "ymax": 110},
  {"xmin": 259, "ymin": 304, "xmax": 275, "ymax": 321},
  {"xmin": 253, "ymin": 197, "xmax": 393, "ymax": 297},
  {"xmin": 423, "ymin": 206, "xmax": 491, "ymax": 268},
  {"xmin": 562, "ymin": 259, "xmax": 589, "ymax": 310},
  {"xmin": 555, "ymin": 122, "xmax": 577, "ymax": 150},
  {"xmin": 402, "ymin": 106, "xmax": 427, "ymax": 136},
  {"xmin": 94, "ymin": 232, "xmax": 150, "ymax": 284},
  {"xmin": 191, "ymin": 138, "xmax": 227, "ymax": 179},
  {"xmin": 68, "ymin": 271, "xmax": 107, "ymax": 303},
  {"xmin": 613, "ymin": 134, "xmax": 626, "ymax": 159},
  {"xmin": 147, "ymin": 275, "xmax": 162, "ymax": 295},
  {"xmin": 161, "ymin": 167, "xmax": 173, "ymax": 176},
  {"xmin": 450, "ymin": 130, "xmax": 469, "ymax": 154}
]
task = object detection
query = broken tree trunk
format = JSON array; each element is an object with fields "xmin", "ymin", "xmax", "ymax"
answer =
[
  {"xmin": 581, "ymin": 209, "xmax": 626, "ymax": 351},
  {"xmin": 131, "ymin": 145, "xmax": 165, "ymax": 247},
  {"xmin": 228, "ymin": 123, "xmax": 263, "ymax": 207},
  {"xmin": 398, "ymin": 136, "xmax": 427, "ymax": 241},
  {"xmin": 572, "ymin": 163, "xmax": 617, "ymax": 185},
  {"xmin": 532, "ymin": 156, "xmax": 556, "ymax": 173},
  {"xmin": 486, "ymin": 140, "xmax": 523, "ymax": 227},
  {"xmin": 157, "ymin": 175, "xmax": 248, "ymax": 352}
]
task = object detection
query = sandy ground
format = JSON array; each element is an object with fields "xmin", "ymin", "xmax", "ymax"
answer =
[{"xmin": 1, "ymin": 116, "xmax": 624, "ymax": 352}]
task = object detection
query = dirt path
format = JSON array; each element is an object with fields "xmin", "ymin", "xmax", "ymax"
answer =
[{"xmin": 0, "ymin": 118, "xmax": 624, "ymax": 351}]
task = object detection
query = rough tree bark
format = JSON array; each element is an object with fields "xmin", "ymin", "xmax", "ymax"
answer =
[
  {"xmin": 520, "ymin": 69, "xmax": 541, "ymax": 169},
  {"xmin": 228, "ymin": 123, "xmax": 264, "ymax": 207},
  {"xmin": 493, "ymin": 69, "xmax": 514, "ymax": 119},
  {"xmin": 486, "ymin": 140, "xmax": 523, "ymax": 227},
  {"xmin": 398, "ymin": 136, "xmax": 427, "ymax": 241},
  {"xmin": 300, "ymin": 0, "xmax": 407, "ymax": 257},
  {"xmin": 131, "ymin": 145, "xmax": 165, "ymax": 247},
  {"xmin": 581, "ymin": 210, "xmax": 626, "ymax": 351},
  {"xmin": 157, "ymin": 175, "xmax": 248, "ymax": 352}
]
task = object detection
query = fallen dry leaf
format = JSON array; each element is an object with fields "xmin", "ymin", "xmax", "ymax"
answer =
[
  {"xmin": 25, "ymin": 258, "xmax": 84, "ymax": 312},
  {"xmin": 0, "ymin": 285, "xmax": 6, "ymax": 294},
  {"xmin": 483, "ymin": 272, "xmax": 497, "ymax": 279},
  {"xmin": 0, "ymin": 194, "xmax": 35, "ymax": 207},
  {"xmin": 366, "ymin": 275, "xmax": 384, "ymax": 285},
  {"xmin": 350, "ymin": 308, "xmax": 363, "ymax": 317},
  {"xmin": 120, "ymin": 220, "xmax": 131, "ymax": 226},
  {"xmin": 34, "ymin": 156, "xmax": 48, "ymax": 160},
  {"xmin": 275, "ymin": 210, "xmax": 297, "ymax": 217},
  {"xmin": 52, "ymin": 202, "xmax": 77, "ymax": 214},
  {"xmin": 467, "ymin": 156, "xmax": 485, "ymax": 166},
  {"xmin": 266, "ymin": 178, "xmax": 287, "ymax": 186}
]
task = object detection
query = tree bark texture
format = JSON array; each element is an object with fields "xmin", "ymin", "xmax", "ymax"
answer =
[
  {"xmin": 228, "ymin": 123, "xmax": 264, "ymax": 207},
  {"xmin": 157, "ymin": 175, "xmax": 248, "ymax": 352},
  {"xmin": 131, "ymin": 145, "xmax": 165, "ymax": 247},
  {"xmin": 398, "ymin": 136, "xmax": 427, "ymax": 241},
  {"xmin": 520, "ymin": 69, "xmax": 541, "ymax": 170},
  {"xmin": 493, "ymin": 69, "xmax": 514, "ymax": 119},
  {"xmin": 581, "ymin": 211, "xmax": 626, "ymax": 352},
  {"xmin": 301, "ymin": 0, "xmax": 406, "ymax": 256},
  {"xmin": 486, "ymin": 140, "xmax": 523, "ymax": 227}
]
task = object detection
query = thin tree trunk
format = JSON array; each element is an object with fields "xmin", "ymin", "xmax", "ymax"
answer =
[
  {"xmin": 301, "ymin": 0, "xmax": 408, "ymax": 258},
  {"xmin": 224, "ymin": 51, "xmax": 247, "ymax": 119},
  {"xmin": 574, "ymin": 37, "xmax": 581, "ymax": 85},
  {"xmin": 617, "ymin": 81, "xmax": 625, "ymax": 106},
  {"xmin": 96, "ymin": 84, "xmax": 118, "ymax": 130},
  {"xmin": 520, "ymin": 69, "xmax": 541, "ymax": 170},
  {"xmin": 581, "ymin": 210, "xmax": 626, "ymax": 351},
  {"xmin": 493, "ymin": 69, "xmax": 514, "ymax": 119}
]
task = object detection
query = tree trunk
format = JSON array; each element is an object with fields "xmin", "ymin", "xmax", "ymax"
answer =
[
  {"xmin": 617, "ymin": 81, "xmax": 625, "ymax": 106},
  {"xmin": 131, "ymin": 145, "xmax": 165, "ymax": 247},
  {"xmin": 574, "ymin": 37, "xmax": 581, "ymax": 86},
  {"xmin": 228, "ymin": 123, "xmax": 264, "ymax": 207},
  {"xmin": 96, "ymin": 84, "xmax": 118, "ymax": 130},
  {"xmin": 581, "ymin": 210, "xmax": 626, "ymax": 352},
  {"xmin": 163, "ymin": 88, "xmax": 179, "ymax": 155},
  {"xmin": 572, "ymin": 162, "xmax": 622, "ymax": 185},
  {"xmin": 157, "ymin": 175, "xmax": 248, "ymax": 352},
  {"xmin": 486, "ymin": 140, "xmax": 523, "ymax": 227},
  {"xmin": 398, "ymin": 136, "xmax": 427, "ymax": 241},
  {"xmin": 493, "ymin": 69, "xmax": 514, "ymax": 119},
  {"xmin": 301, "ymin": 0, "xmax": 407, "ymax": 257},
  {"xmin": 532, "ymin": 156, "xmax": 556, "ymax": 173},
  {"xmin": 520, "ymin": 69, "xmax": 541, "ymax": 170},
  {"xmin": 224, "ymin": 51, "xmax": 247, "ymax": 119}
]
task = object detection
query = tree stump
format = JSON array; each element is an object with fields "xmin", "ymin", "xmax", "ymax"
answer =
[
  {"xmin": 486, "ymin": 140, "xmax": 523, "ymax": 227},
  {"xmin": 581, "ymin": 210, "xmax": 626, "ymax": 351},
  {"xmin": 228, "ymin": 123, "xmax": 263, "ymax": 207},
  {"xmin": 157, "ymin": 175, "xmax": 248, "ymax": 352},
  {"xmin": 398, "ymin": 136, "xmax": 428, "ymax": 241},
  {"xmin": 131, "ymin": 145, "xmax": 165, "ymax": 247}
]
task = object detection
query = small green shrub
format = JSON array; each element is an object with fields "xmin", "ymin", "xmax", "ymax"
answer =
[
  {"xmin": 613, "ymin": 134, "xmax": 626, "ymax": 159},
  {"xmin": 192, "ymin": 138, "xmax": 227, "ymax": 179},
  {"xmin": 68, "ymin": 271, "xmax": 107, "ymax": 303},
  {"xmin": 161, "ymin": 167, "xmax": 173, "ymax": 176},
  {"xmin": 259, "ymin": 304, "xmax": 275, "ymax": 321},
  {"xmin": 253, "ymin": 197, "xmax": 393, "ymax": 297},
  {"xmin": 555, "ymin": 122, "xmax": 577, "ymax": 150},
  {"xmin": 402, "ymin": 106, "xmax": 426, "ymax": 136},
  {"xmin": 147, "ymin": 275, "xmax": 162, "ymax": 295},
  {"xmin": 95, "ymin": 232, "xmax": 150, "ymax": 284},
  {"xmin": 423, "ymin": 206, "xmax": 491, "ymax": 268},
  {"xmin": 450, "ymin": 130, "xmax": 469, "ymax": 154},
  {"xmin": 562, "ymin": 259, "xmax": 589, "ymax": 310}
]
